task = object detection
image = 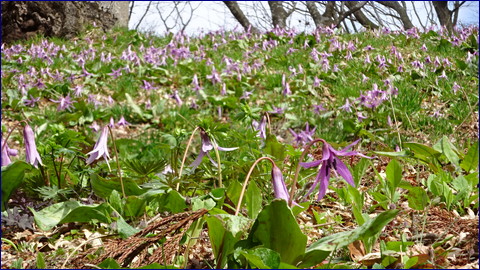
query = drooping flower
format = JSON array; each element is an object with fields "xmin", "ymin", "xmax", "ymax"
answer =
[
  {"xmin": 23, "ymin": 124, "xmax": 43, "ymax": 168},
  {"xmin": 1, "ymin": 139, "xmax": 18, "ymax": 166},
  {"xmin": 89, "ymin": 121, "xmax": 100, "ymax": 132},
  {"xmin": 289, "ymin": 122, "xmax": 316, "ymax": 146},
  {"xmin": 252, "ymin": 115, "xmax": 267, "ymax": 140},
  {"xmin": 51, "ymin": 95, "xmax": 75, "ymax": 111},
  {"xmin": 86, "ymin": 126, "xmax": 111, "ymax": 169},
  {"xmin": 170, "ymin": 90, "xmax": 183, "ymax": 106},
  {"xmin": 271, "ymin": 165, "xmax": 291, "ymax": 202},
  {"xmin": 300, "ymin": 139, "xmax": 372, "ymax": 200},
  {"xmin": 117, "ymin": 116, "xmax": 130, "ymax": 127},
  {"xmin": 190, "ymin": 129, "xmax": 238, "ymax": 170}
]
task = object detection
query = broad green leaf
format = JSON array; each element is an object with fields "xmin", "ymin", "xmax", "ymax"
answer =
[
  {"xmin": 29, "ymin": 201, "xmax": 81, "ymax": 231},
  {"xmin": 373, "ymin": 151, "xmax": 408, "ymax": 158},
  {"xmin": 97, "ymin": 258, "xmax": 121, "ymax": 269},
  {"xmin": 240, "ymin": 247, "xmax": 281, "ymax": 269},
  {"xmin": 460, "ymin": 142, "xmax": 478, "ymax": 173},
  {"xmin": 300, "ymin": 210, "xmax": 399, "ymax": 268},
  {"xmin": 124, "ymin": 195, "xmax": 147, "ymax": 217},
  {"xmin": 60, "ymin": 203, "xmax": 112, "ymax": 224},
  {"xmin": 407, "ymin": 187, "xmax": 429, "ymax": 210},
  {"xmin": 386, "ymin": 159, "xmax": 402, "ymax": 194},
  {"xmin": 226, "ymin": 180, "xmax": 243, "ymax": 207},
  {"xmin": 115, "ymin": 216, "xmax": 140, "ymax": 238},
  {"xmin": 433, "ymin": 136, "xmax": 460, "ymax": 167},
  {"xmin": 264, "ymin": 134, "xmax": 285, "ymax": 161},
  {"xmin": 192, "ymin": 197, "xmax": 216, "ymax": 211},
  {"xmin": 245, "ymin": 181, "xmax": 262, "ymax": 219},
  {"xmin": 108, "ymin": 190, "xmax": 123, "ymax": 215},
  {"xmin": 205, "ymin": 216, "xmax": 239, "ymax": 269},
  {"xmin": 91, "ymin": 173, "xmax": 147, "ymax": 198},
  {"xmin": 249, "ymin": 199, "xmax": 307, "ymax": 265},
  {"xmin": 1, "ymin": 161, "xmax": 33, "ymax": 211}
]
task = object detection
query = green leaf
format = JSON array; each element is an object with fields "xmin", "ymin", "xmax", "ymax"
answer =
[
  {"xmin": 115, "ymin": 216, "xmax": 140, "ymax": 238},
  {"xmin": 124, "ymin": 195, "xmax": 147, "ymax": 217},
  {"xmin": 125, "ymin": 93, "xmax": 145, "ymax": 120},
  {"xmin": 108, "ymin": 190, "xmax": 123, "ymax": 216},
  {"xmin": 29, "ymin": 201, "xmax": 81, "ymax": 231},
  {"xmin": 386, "ymin": 159, "xmax": 402, "ymax": 195},
  {"xmin": 138, "ymin": 263, "xmax": 177, "ymax": 269},
  {"xmin": 1, "ymin": 161, "xmax": 33, "ymax": 211},
  {"xmin": 226, "ymin": 180, "xmax": 243, "ymax": 207},
  {"xmin": 406, "ymin": 187, "xmax": 429, "ymax": 210},
  {"xmin": 97, "ymin": 258, "xmax": 121, "ymax": 269},
  {"xmin": 264, "ymin": 134, "xmax": 285, "ymax": 161},
  {"xmin": 300, "ymin": 210, "xmax": 399, "ymax": 268},
  {"xmin": 206, "ymin": 214, "xmax": 249, "ymax": 268},
  {"xmin": 36, "ymin": 252, "xmax": 46, "ymax": 269},
  {"xmin": 352, "ymin": 158, "xmax": 369, "ymax": 187},
  {"xmin": 373, "ymin": 151, "xmax": 408, "ymax": 157},
  {"xmin": 240, "ymin": 247, "xmax": 281, "ymax": 269},
  {"xmin": 433, "ymin": 136, "xmax": 460, "ymax": 167},
  {"xmin": 460, "ymin": 142, "xmax": 478, "ymax": 173},
  {"xmin": 245, "ymin": 182, "xmax": 262, "ymax": 219},
  {"xmin": 248, "ymin": 199, "xmax": 307, "ymax": 265},
  {"xmin": 91, "ymin": 173, "xmax": 147, "ymax": 199}
]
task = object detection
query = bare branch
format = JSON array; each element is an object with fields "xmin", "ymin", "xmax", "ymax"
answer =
[
  {"xmin": 223, "ymin": 1, "xmax": 260, "ymax": 32},
  {"xmin": 135, "ymin": 1, "xmax": 152, "ymax": 31}
]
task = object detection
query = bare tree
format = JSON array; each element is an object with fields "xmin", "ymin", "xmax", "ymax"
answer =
[
  {"xmin": 268, "ymin": 1, "xmax": 296, "ymax": 28},
  {"xmin": 432, "ymin": 1, "xmax": 466, "ymax": 32},
  {"xmin": 223, "ymin": 1, "xmax": 259, "ymax": 33}
]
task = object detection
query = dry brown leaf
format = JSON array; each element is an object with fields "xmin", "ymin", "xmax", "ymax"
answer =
[{"xmin": 348, "ymin": 240, "xmax": 366, "ymax": 261}]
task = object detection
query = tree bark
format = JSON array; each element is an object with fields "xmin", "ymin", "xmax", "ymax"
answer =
[
  {"xmin": 223, "ymin": 1, "xmax": 259, "ymax": 33},
  {"xmin": 432, "ymin": 1, "xmax": 453, "ymax": 32},
  {"xmin": 268, "ymin": 1, "xmax": 288, "ymax": 28},
  {"xmin": 345, "ymin": 1, "xmax": 379, "ymax": 30},
  {"xmin": 377, "ymin": 1, "xmax": 414, "ymax": 29},
  {"xmin": 1, "ymin": 1, "xmax": 127, "ymax": 44}
]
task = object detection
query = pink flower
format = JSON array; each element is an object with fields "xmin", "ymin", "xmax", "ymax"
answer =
[
  {"xmin": 86, "ymin": 126, "xmax": 111, "ymax": 169},
  {"xmin": 23, "ymin": 124, "xmax": 43, "ymax": 168}
]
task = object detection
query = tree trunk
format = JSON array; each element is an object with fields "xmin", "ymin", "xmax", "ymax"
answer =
[
  {"xmin": 345, "ymin": 1, "xmax": 379, "ymax": 30},
  {"xmin": 268, "ymin": 1, "xmax": 288, "ymax": 28},
  {"xmin": 1, "ymin": 1, "xmax": 129, "ymax": 44},
  {"xmin": 223, "ymin": 1, "xmax": 259, "ymax": 33},
  {"xmin": 432, "ymin": 1, "xmax": 453, "ymax": 32},
  {"xmin": 377, "ymin": 1, "xmax": 414, "ymax": 30}
]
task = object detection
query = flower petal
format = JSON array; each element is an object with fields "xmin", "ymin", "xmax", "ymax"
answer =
[
  {"xmin": 217, "ymin": 146, "xmax": 238, "ymax": 152},
  {"xmin": 190, "ymin": 151, "xmax": 206, "ymax": 170},
  {"xmin": 317, "ymin": 163, "xmax": 330, "ymax": 200},
  {"xmin": 334, "ymin": 157, "xmax": 355, "ymax": 187},
  {"xmin": 300, "ymin": 159, "xmax": 322, "ymax": 169}
]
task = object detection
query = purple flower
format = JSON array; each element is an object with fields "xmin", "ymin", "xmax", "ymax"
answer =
[
  {"xmin": 73, "ymin": 85, "xmax": 84, "ymax": 97},
  {"xmin": 23, "ymin": 124, "xmax": 43, "ymax": 168},
  {"xmin": 300, "ymin": 139, "xmax": 372, "ymax": 200},
  {"xmin": 51, "ymin": 95, "xmax": 75, "ymax": 111},
  {"xmin": 313, "ymin": 104, "xmax": 326, "ymax": 114},
  {"xmin": 289, "ymin": 122, "xmax": 316, "ymax": 146},
  {"xmin": 268, "ymin": 107, "xmax": 285, "ymax": 114},
  {"xmin": 2, "ymin": 139, "xmax": 18, "ymax": 166},
  {"xmin": 252, "ymin": 115, "xmax": 267, "ymax": 140},
  {"xmin": 340, "ymin": 99, "xmax": 352, "ymax": 113},
  {"xmin": 206, "ymin": 67, "xmax": 222, "ymax": 85},
  {"xmin": 191, "ymin": 74, "xmax": 202, "ymax": 92},
  {"xmin": 170, "ymin": 90, "xmax": 183, "ymax": 106},
  {"xmin": 357, "ymin": 112, "xmax": 367, "ymax": 122},
  {"xmin": 86, "ymin": 126, "xmax": 111, "ymax": 169},
  {"xmin": 190, "ymin": 129, "xmax": 238, "ymax": 170},
  {"xmin": 24, "ymin": 95, "xmax": 40, "ymax": 107},
  {"xmin": 89, "ymin": 121, "xmax": 100, "ymax": 132},
  {"xmin": 271, "ymin": 165, "xmax": 292, "ymax": 203},
  {"xmin": 452, "ymin": 82, "xmax": 461, "ymax": 94},
  {"xmin": 117, "ymin": 116, "xmax": 130, "ymax": 127}
]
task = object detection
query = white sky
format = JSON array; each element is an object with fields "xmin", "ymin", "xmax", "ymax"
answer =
[{"xmin": 128, "ymin": 1, "xmax": 479, "ymax": 36}]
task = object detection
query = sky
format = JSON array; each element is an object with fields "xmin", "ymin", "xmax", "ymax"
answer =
[{"xmin": 128, "ymin": 1, "xmax": 480, "ymax": 36}]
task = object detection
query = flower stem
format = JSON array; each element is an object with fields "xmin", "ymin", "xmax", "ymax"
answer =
[
  {"xmin": 235, "ymin": 156, "xmax": 275, "ymax": 216},
  {"xmin": 288, "ymin": 139, "xmax": 324, "ymax": 207},
  {"xmin": 388, "ymin": 95, "xmax": 402, "ymax": 150},
  {"xmin": 176, "ymin": 126, "xmax": 200, "ymax": 191},
  {"xmin": 212, "ymin": 139, "xmax": 223, "ymax": 188},
  {"xmin": 107, "ymin": 126, "xmax": 126, "ymax": 198}
]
